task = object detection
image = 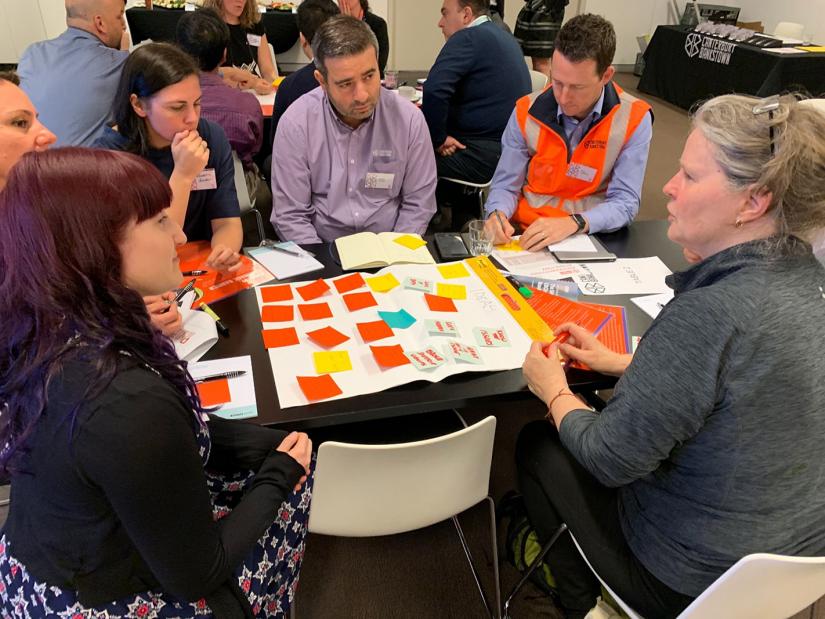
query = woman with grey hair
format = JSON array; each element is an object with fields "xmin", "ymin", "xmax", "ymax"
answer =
[{"xmin": 518, "ymin": 93, "xmax": 825, "ymax": 618}]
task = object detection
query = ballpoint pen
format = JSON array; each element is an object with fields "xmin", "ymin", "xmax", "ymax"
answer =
[
  {"xmin": 195, "ymin": 370, "xmax": 247, "ymax": 383},
  {"xmin": 260, "ymin": 239, "xmax": 315, "ymax": 257},
  {"xmin": 172, "ymin": 279, "xmax": 197, "ymax": 305},
  {"xmin": 494, "ymin": 210, "xmax": 510, "ymax": 241},
  {"xmin": 182, "ymin": 269, "xmax": 208, "ymax": 276}
]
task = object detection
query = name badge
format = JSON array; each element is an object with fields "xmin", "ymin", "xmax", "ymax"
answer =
[
  {"xmin": 191, "ymin": 168, "xmax": 217, "ymax": 191},
  {"xmin": 566, "ymin": 162, "xmax": 598, "ymax": 183},
  {"xmin": 246, "ymin": 33, "xmax": 262, "ymax": 47},
  {"xmin": 365, "ymin": 172, "xmax": 394, "ymax": 190},
  {"xmin": 184, "ymin": 3, "xmax": 196, "ymax": 10}
]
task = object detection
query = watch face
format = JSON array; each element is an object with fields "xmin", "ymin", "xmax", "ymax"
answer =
[{"xmin": 572, "ymin": 214, "xmax": 585, "ymax": 231}]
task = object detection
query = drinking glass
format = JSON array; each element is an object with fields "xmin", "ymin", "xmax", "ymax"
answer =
[{"xmin": 468, "ymin": 220, "xmax": 494, "ymax": 256}]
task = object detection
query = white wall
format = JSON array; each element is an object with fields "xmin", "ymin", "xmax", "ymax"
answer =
[
  {"xmin": 0, "ymin": 0, "xmax": 48, "ymax": 63},
  {"xmin": 736, "ymin": 0, "xmax": 824, "ymax": 42}
]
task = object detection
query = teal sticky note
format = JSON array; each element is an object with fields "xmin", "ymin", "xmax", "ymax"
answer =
[{"xmin": 378, "ymin": 309, "xmax": 417, "ymax": 329}]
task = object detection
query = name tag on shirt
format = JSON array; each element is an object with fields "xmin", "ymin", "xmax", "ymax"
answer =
[
  {"xmin": 191, "ymin": 168, "xmax": 217, "ymax": 191},
  {"xmin": 247, "ymin": 33, "xmax": 262, "ymax": 47},
  {"xmin": 365, "ymin": 172, "xmax": 394, "ymax": 190},
  {"xmin": 566, "ymin": 163, "xmax": 598, "ymax": 183}
]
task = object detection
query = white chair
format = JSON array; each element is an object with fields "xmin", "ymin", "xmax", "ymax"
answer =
[
  {"xmin": 231, "ymin": 151, "xmax": 266, "ymax": 244},
  {"xmin": 529, "ymin": 69, "xmax": 549, "ymax": 92},
  {"xmin": 438, "ymin": 177, "xmax": 493, "ymax": 222},
  {"xmin": 506, "ymin": 526, "xmax": 825, "ymax": 619},
  {"xmin": 267, "ymin": 42, "xmax": 279, "ymax": 78},
  {"xmin": 773, "ymin": 21, "xmax": 805, "ymax": 41},
  {"xmin": 306, "ymin": 416, "xmax": 501, "ymax": 618}
]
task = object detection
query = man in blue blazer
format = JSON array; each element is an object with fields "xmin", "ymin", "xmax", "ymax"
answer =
[{"xmin": 424, "ymin": 0, "xmax": 531, "ymax": 230}]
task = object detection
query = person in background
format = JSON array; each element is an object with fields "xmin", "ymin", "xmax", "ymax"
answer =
[
  {"xmin": 518, "ymin": 93, "xmax": 825, "ymax": 618},
  {"xmin": 484, "ymin": 14, "xmax": 652, "ymax": 251},
  {"xmin": 17, "ymin": 0, "xmax": 129, "ymax": 146},
  {"xmin": 514, "ymin": 0, "xmax": 567, "ymax": 77},
  {"xmin": 96, "ymin": 43, "xmax": 243, "ymax": 270},
  {"xmin": 0, "ymin": 72, "xmax": 56, "ymax": 191},
  {"xmin": 425, "ymin": 0, "xmax": 530, "ymax": 231},
  {"xmin": 0, "ymin": 147, "xmax": 313, "ymax": 617},
  {"xmin": 201, "ymin": 0, "xmax": 277, "ymax": 94},
  {"xmin": 176, "ymin": 8, "xmax": 271, "ymax": 232},
  {"xmin": 272, "ymin": 0, "xmax": 340, "ymax": 132},
  {"xmin": 271, "ymin": 15, "xmax": 436, "ymax": 244},
  {"xmin": 338, "ymin": 0, "xmax": 389, "ymax": 77}
]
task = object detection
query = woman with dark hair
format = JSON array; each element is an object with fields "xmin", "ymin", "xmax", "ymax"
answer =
[
  {"xmin": 202, "ymin": 0, "xmax": 277, "ymax": 93},
  {"xmin": 95, "ymin": 42, "xmax": 242, "ymax": 274},
  {"xmin": 0, "ymin": 147, "xmax": 312, "ymax": 617},
  {"xmin": 0, "ymin": 71, "xmax": 56, "ymax": 190},
  {"xmin": 339, "ymin": 0, "xmax": 389, "ymax": 76}
]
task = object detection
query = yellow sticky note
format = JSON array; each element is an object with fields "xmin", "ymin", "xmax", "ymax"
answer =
[
  {"xmin": 394, "ymin": 234, "xmax": 427, "ymax": 250},
  {"xmin": 313, "ymin": 350, "xmax": 352, "ymax": 374},
  {"xmin": 496, "ymin": 240, "xmax": 523, "ymax": 252},
  {"xmin": 436, "ymin": 283, "xmax": 467, "ymax": 300},
  {"xmin": 437, "ymin": 263, "xmax": 470, "ymax": 279},
  {"xmin": 366, "ymin": 273, "xmax": 400, "ymax": 293}
]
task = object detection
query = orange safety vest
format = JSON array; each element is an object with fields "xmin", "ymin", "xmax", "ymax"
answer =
[{"xmin": 512, "ymin": 82, "xmax": 652, "ymax": 228}]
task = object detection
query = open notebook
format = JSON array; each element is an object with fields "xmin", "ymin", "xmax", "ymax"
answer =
[{"xmin": 335, "ymin": 232, "xmax": 436, "ymax": 270}]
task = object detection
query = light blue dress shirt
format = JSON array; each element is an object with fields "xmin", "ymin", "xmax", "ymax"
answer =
[
  {"xmin": 18, "ymin": 28, "xmax": 128, "ymax": 147},
  {"xmin": 484, "ymin": 87, "xmax": 653, "ymax": 234}
]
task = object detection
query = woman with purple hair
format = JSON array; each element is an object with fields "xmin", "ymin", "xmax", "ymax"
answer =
[{"xmin": 0, "ymin": 147, "xmax": 312, "ymax": 617}]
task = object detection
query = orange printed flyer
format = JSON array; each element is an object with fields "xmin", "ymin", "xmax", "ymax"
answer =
[{"xmin": 177, "ymin": 241, "xmax": 273, "ymax": 308}]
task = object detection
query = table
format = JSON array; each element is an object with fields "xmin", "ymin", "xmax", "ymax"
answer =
[
  {"xmin": 126, "ymin": 7, "xmax": 299, "ymax": 53},
  {"xmin": 638, "ymin": 25, "xmax": 825, "ymax": 110},
  {"xmin": 203, "ymin": 221, "xmax": 687, "ymax": 430}
]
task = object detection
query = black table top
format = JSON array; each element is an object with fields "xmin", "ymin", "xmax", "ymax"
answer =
[{"xmin": 204, "ymin": 220, "xmax": 687, "ymax": 429}]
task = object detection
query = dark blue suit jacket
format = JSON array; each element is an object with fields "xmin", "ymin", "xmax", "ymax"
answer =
[
  {"xmin": 423, "ymin": 20, "xmax": 531, "ymax": 148},
  {"xmin": 272, "ymin": 62, "xmax": 320, "ymax": 133}
]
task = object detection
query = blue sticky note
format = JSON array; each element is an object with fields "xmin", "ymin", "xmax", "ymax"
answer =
[{"xmin": 378, "ymin": 309, "xmax": 417, "ymax": 330}]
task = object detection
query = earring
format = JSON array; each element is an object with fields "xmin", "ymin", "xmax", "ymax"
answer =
[{"xmin": 735, "ymin": 218, "xmax": 744, "ymax": 228}]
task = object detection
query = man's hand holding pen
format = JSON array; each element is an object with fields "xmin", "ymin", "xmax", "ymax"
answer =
[{"xmin": 485, "ymin": 210, "xmax": 515, "ymax": 245}]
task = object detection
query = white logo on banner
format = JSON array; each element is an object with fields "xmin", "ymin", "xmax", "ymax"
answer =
[
  {"xmin": 685, "ymin": 33, "xmax": 702, "ymax": 57},
  {"xmin": 685, "ymin": 33, "xmax": 735, "ymax": 65}
]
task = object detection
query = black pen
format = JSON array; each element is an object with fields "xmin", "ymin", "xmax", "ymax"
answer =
[
  {"xmin": 195, "ymin": 370, "xmax": 247, "ymax": 383},
  {"xmin": 172, "ymin": 279, "xmax": 197, "ymax": 305},
  {"xmin": 182, "ymin": 269, "xmax": 208, "ymax": 276},
  {"xmin": 504, "ymin": 275, "xmax": 532, "ymax": 299}
]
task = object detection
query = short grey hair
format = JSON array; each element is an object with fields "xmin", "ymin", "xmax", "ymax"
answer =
[
  {"xmin": 311, "ymin": 14, "xmax": 378, "ymax": 78},
  {"xmin": 692, "ymin": 94, "xmax": 825, "ymax": 241}
]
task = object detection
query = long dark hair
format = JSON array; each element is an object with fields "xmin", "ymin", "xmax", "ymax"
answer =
[
  {"xmin": 112, "ymin": 42, "xmax": 199, "ymax": 157},
  {"xmin": 0, "ymin": 148, "xmax": 204, "ymax": 477}
]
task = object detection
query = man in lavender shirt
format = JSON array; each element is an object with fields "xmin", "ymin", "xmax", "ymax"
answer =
[{"xmin": 271, "ymin": 15, "xmax": 437, "ymax": 244}]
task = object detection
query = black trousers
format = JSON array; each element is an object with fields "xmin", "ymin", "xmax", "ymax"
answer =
[{"xmin": 516, "ymin": 421, "xmax": 695, "ymax": 619}]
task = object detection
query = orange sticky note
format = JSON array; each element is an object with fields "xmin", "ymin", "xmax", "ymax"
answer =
[
  {"xmin": 306, "ymin": 326, "xmax": 350, "ymax": 348},
  {"xmin": 342, "ymin": 291, "xmax": 378, "ymax": 312},
  {"xmin": 357, "ymin": 319, "xmax": 394, "ymax": 343},
  {"xmin": 296, "ymin": 278, "xmax": 331, "ymax": 302},
  {"xmin": 261, "ymin": 285, "xmax": 293, "ymax": 303},
  {"xmin": 333, "ymin": 272, "xmax": 366, "ymax": 294},
  {"xmin": 298, "ymin": 302, "xmax": 333, "ymax": 320},
  {"xmin": 424, "ymin": 293, "xmax": 457, "ymax": 312},
  {"xmin": 370, "ymin": 344, "xmax": 411, "ymax": 368},
  {"xmin": 262, "ymin": 327, "xmax": 299, "ymax": 349},
  {"xmin": 297, "ymin": 374, "xmax": 343, "ymax": 401},
  {"xmin": 197, "ymin": 379, "xmax": 231, "ymax": 407},
  {"xmin": 262, "ymin": 304, "xmax": 295, "ymax": 322}
]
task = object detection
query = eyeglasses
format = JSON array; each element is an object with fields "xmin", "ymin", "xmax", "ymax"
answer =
[{"xmin": 752, "ymin": 95, "xmax": 780, "ymax": 157}]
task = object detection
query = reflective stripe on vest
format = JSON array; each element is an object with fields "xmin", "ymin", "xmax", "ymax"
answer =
[{"xmin": 521, "ymin": 90, "xmax": 639, "ymax": 215}]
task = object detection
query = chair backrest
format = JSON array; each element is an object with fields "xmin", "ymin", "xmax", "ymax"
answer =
[
  {"xmin": 773, "ymin": 21, "xmax": 805, "ymax": 40},
  {"xmin": 308, "ymin": 416, "xmax": 497, "ymax": 537},
  {"xmin": 529, "ymin": 69, "xmax": 549, "ymax": 92},
  {"xmin": 679, "ymin": 553, "xmax": 825, "ymax": 619},
  {"xmin": 571, "ymin": 533, "xmax": 825, "ymax": 619},
  {"xmin": 231, "ymin": 151, "xmax": 253, "ymax": 215}
]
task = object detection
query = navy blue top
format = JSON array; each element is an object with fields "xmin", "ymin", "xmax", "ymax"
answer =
[
  {"xmin": 95, "ymin": 118, "xmax": 240, "ymax": 243},
  {"xmin": 422, "ymin": 20, "xmax": 531, "ymax": 147},
  {"xmin": 272, "ymin": 62, "xmax": 319, "ymax": 133}
]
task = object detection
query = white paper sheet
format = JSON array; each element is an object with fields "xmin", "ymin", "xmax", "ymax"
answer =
[
  {"xmin": 247, "ymin": 243, "xmax": 324, "ymax": 280},
  {"xmin": 546, "ymin": 234, "xmax": 598, "ymax": 253},
  {"xmin": 253, "ymin": 92, "xmax": 276, "ymax": 107},
  {"xmin": 491, "ymin": 246, "xmax": 586, "ymax": 279},
  {"xmin": 173, "ymin": 290, "xmax": 218, "ymax": 362},
  {"xmin": 572, "ymin": 258, "xmax": 672, "ymax": 296},
  {"xmin": 257, "ymin": 262, "xmax": 534, "ymax": 409},
  {"xmin": 631, "ymin": 291, "xmax": 675, "ymax": 319},
  {"xmin": 189, "ymin": 356, "xmax": 258, "ymax": 420}
]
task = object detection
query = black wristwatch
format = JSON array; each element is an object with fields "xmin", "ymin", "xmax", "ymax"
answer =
[{"xmin": 571, "ymin": 214, "xmax": 587, "ymax": 232}]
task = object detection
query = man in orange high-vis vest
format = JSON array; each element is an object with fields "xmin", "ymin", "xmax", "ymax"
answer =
[{"xmin": 484, "ymin": 14, "xmax": 653, "ymax": 251}]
